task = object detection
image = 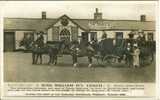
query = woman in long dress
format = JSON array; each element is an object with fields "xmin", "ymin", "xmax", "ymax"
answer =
[{"xmin": 133, "ymin": 44, "xmax": 140, "ymax": 68}]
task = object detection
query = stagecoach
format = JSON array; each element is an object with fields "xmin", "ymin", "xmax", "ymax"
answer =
[
  {"xmin": 20, "ymin": 35, "xmax": 155, "ymax": 67},
  {"xmin": 93, "ymin": 38, "xmax": 155, "ymax": 67},
  {"xmin": 93, "ymin": 38, "xmax": 126, "ymax": 66}
]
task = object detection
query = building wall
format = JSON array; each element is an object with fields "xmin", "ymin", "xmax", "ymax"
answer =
[
  {"xmin": 47, "ymin": 19, "xmax": 85, "ymax": 42},
  {"xmin": 91, "ymin": 30, "xmax": 155, "ymax": 41},
  {"xmin": 78, "ymin": 28, "xmax": 85, "ymax": 42},
  {"xmin": 144, "ymin": 31, "xmax": 155, "ymax": 41},
  {"xmin": 54, "ymin": 19, "xmax": 77, "ymax": 41},
  {"xmin": 15, "ymin": 31, "xmax": 33, "ymax": 49},
  {"xmin": 93, "ymin": 30, "xmax": 131, "ymax": 41},
  {"xmin": 54, "ymin": 19, "xmax": 76, "ymax": 27},
  {"xmin": 47, "ymin": 28, "xmax": 52, "ymax": 41}
]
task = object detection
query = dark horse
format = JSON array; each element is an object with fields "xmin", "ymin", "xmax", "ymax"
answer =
[
  {"xmin": 31, "ymin": 40, "xmax": 65, "ymax": 65},
  {"xmin": 69, "ymin": 40, "xmax": 95, "ymax": 67},
  {"xmin": 138, "ymin": 40, "xmax": 155, "ymax": 66}
]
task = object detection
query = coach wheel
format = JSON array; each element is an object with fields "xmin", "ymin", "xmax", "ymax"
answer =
[
  {"xmin": 102, "ymin": 56, "xmax": 115, "ymax": 66},
  {"xmin": 96, "ymin": 56, "xmax": 104, "ymax": 66}
]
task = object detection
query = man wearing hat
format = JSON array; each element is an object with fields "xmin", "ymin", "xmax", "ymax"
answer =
[
  {"xmin": 132, "ymin": 43, "xmax": 140, "ymax": 68},
  {"xmin": 125, "ymin": 43, "xmax": 133, "ymax": 67},
  {"xmin": 70, "ymin": 40, "xmax": 79, "ymax": 67},
  {"xmin": 137, "ymin": 30, "xmax": 146, "ymax": 47}
]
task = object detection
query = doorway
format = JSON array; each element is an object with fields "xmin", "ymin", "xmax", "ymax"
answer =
[
  {"xmin": 4, "ymin": 32, "xmax": 15, "ymax": 52},
  {"xmin": 80, "ymin": 32, "xmax": 88, "ymax": 47},
  {"xmin": 81, "ymin": 32, "xmax": 88, "ymax": 42}
]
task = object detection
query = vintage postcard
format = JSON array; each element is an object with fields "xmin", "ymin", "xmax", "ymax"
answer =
[{"xmin": 0, "ymin": 1, "xmax": 159, "ymax": 100}]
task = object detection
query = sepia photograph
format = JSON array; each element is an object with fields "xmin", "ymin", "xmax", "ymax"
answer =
[{"xmin": 3, "ymin": 1, "xmax": 156, "ymax": 83}]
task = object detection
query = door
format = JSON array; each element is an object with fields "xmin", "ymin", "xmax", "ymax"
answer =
[
  {"xmin": 80, "ymin": 32, "xmax": 88, "ymax": 47},
  {"xmin": 81, "ymin": 32, "xmax": 88, "ymax": 42},
  {"xmin": 115, "ymin": 32, "xmax": 123, "ymax": 46},
  {"xmin": 4, "ymin": 32, "xmax": 15, "ymax": 52}
]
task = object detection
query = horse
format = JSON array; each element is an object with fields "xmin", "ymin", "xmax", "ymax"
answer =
[
  {"xmin": 69, "ymin": 40, "xmax": 96, "ymax": 67},
  {"xmin": 31, "ymin": 40, "xmax": 65, "ymax": 65},
  {"xmin": 138, "ymin": 40, "xmax": 155, "ymax": 66}
]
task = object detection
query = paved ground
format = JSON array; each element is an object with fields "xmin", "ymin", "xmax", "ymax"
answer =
[{"xmin": 4, "ymin": 52, "xmax": 155, "ymax": 82}]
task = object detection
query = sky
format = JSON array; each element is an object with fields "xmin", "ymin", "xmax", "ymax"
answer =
[{"xmin": 0, "ymin": 1, "xmax": 156, "ymax": 21}]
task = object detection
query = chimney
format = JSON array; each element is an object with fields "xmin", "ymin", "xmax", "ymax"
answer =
[
  {"xmin": 94, "ymin": 8, "xmax": 102, "ymax": 20},
  {"xmin": 140, "ymin": 15, "xmax": 146, "ymax": 21},
  {"xmin": 96, "ymin": 8, "xmax": 98, "ymax": 13},
  {"xmin": 42, "ymin": 11, "xmax": 46, "ymax": 20}
]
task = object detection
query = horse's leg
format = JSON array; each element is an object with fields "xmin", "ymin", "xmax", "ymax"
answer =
[
  {"xmin": 73, "ymin": 54, "xmax": 77, "ymax": 67},
  {"xmin": 40, "ymin": 54, "xmax": 42, "ymax": 64},
  {"xmin": 35, "ymin": 53, "xmax": 39, "ymax": 64},
  {"xmin": 54, "ymin": 56, "xmax": 57, "ymax": 65},
  {"xmin": 51, "ymin": 55, "xmax": 54, "ymax": 64},
  {"xmin": 48, "ymin": 54, "xmax": 52, "ymax": 65},
  {"xmin": 32, "ymin": 52, "xmax": 35, "ymax": 64},
  {"xmin": 140, "ymin": 55, "xmax": 144, "ymax": 67},
  {"xmin": 88, "ymin": 55, "xmax": 92, "ymax": 68},
  {"xmin": 36, "ymin": 54, "xmax": 40, "ymax": 64}
]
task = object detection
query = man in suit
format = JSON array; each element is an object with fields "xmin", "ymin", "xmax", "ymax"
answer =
[{"xmin": 70, "ymin": 40, "xmax": 79, "ymax": 67}]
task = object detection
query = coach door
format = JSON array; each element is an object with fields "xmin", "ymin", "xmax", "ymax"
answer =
[
  {"xmin": 115, "ymin": 32, "xmax": 123, "ymax": 47},
  {"xmin": 4, "ymin": 32, "xmax": 15, "ymax": 52}
]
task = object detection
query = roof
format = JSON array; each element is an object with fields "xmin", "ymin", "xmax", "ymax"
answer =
[
  {"xmin": 4, "ymin": 18, "xmax": 57, "ymax": 31},
  {"xmin": 74, "ymin": 19, "xmax": 155, "ymax": 31},
  {"xmin": 46, "ymin": 15, "xmax": 88, "ymax": 31},
  {"xmin": 4, "ymin": 15, "xmax": 155, "ymax": 31}
]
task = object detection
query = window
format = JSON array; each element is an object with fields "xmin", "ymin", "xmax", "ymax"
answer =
[
  {"xmin": 90, "ymin": 32, "xmax": 97, "ymax": 41},
  {"xmin": 24, "ymin": 32, "xmax": 34, "ymax": 42},
  {"xmin": 115, "ymin": 32, "xmax": 123, "ymax": 46},
  {"xmin": 60, "ymin": 28, "xmax": 70, "ymax": 42},
  {"xmin": 21, "ymin": 32, "xmax": 34, "ymax": 49}
]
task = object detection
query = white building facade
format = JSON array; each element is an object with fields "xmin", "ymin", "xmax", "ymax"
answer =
[{"xmin": 4, "ymin": 9, "xmax": 155, "ymax": 51}]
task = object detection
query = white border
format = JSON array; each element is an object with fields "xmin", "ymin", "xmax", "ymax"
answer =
[
  {"xmin": 0, "ymin": 1, "xmax": 159, "ymax": 100},
  {"xmin": 156, "ymin": 0, "xmax": 160, "ymax": 100}
]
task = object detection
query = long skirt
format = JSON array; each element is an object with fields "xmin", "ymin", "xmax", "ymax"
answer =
[{"xmin": 133, "ymin": 55, "xmax": 140, "ymax": 67}]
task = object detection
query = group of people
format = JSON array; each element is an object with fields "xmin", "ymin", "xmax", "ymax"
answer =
[
  {"xmin": 125, "ymin": 42, "xmax": 140, "ymax": 68},
  {"xmin": 125, "ymin": 31, "xmax": 146, "ymax": 68},
  {"xmin": 94, "ymin": 30, "xmax": 148, "ymax": 68},
  {"xmin": 28, "ymin": 30, "xmax": 152, "ymax": 67},
  {"xmin": 67, "ymin": 30, "xmax": 148, "ymax": 68}
]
